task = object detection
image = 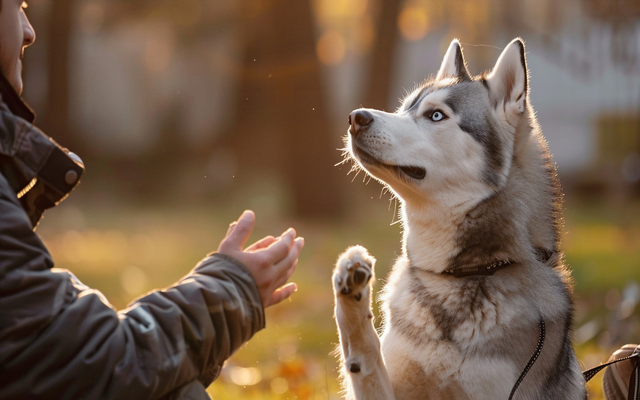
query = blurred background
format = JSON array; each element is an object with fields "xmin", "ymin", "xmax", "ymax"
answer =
[{"xmin": 22, "ymin": 0, "xmax": 640, "ymax": 398}]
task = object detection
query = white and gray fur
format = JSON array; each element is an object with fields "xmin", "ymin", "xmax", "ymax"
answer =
[{"xmin": 332, "ymin": 38, "xmax": 587, "ymax": 399}]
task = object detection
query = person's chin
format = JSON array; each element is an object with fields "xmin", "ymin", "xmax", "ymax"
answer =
[{"xmin": 11, "ymin": 68, "xmax": 23, "ymax": 95}]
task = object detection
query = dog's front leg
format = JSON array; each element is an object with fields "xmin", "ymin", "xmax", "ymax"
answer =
[{"xmin": 333, "ymin": 246, "xmax": 396, "ymax": 400}]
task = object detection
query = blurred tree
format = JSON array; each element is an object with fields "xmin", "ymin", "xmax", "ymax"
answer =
[
  {"xmin": 40, "ymin": 0, "xmax": 76, "ymax": 149},
  {"xmin": 365, "ymin": 0, "xmax": 403, "ymax": 111},
  {"xmin": 223, "ymin": 0, "xmax": 344, "ymax": 218}
]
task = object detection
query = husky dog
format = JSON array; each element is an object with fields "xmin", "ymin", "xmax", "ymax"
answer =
[{"xmin": 332, "ymin": 38, "xmax": 587, "ymax": 399}]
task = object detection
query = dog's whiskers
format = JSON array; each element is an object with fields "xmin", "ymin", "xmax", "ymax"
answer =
[
  {"xmin": 335, "ymin": 146, "xmax": 354, "ymax": 168},
  {"xmin": 347, "ymin": 164, "xmax": 361, "ymax": 176}
]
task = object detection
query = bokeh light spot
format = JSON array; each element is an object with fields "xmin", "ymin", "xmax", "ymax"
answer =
[
  {"xmin": 317, "ymin": 30, "xmax": 346, "ymax": 66},
  {"xmin": 398, "ymin": 5, "xmax": 428, "ymax": 41},
  {"xmin": 120, "ymin": 265, "xmax": 148, "ymax": 295},
  {"xmin": 270, "ymin": 377, "xmax": 289, "ymax": 394},
  {"xmin": 315, "ymin": 0, "xmax": 368, "ymax": 24},
  {"xmin": 229, "ymin": 366, "xmax": 261, "ymax": 386}
]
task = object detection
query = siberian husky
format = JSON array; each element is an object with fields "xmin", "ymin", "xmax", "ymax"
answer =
[{"xmin": 332, "ymin": 38, "xmax": 587, "ymax": 399}]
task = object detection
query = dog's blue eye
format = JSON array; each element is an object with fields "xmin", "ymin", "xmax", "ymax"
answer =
[
  {"xmin": 425, "ymin": 110, "xmax": 447, "ymax": 121},
  {"xmin": 430, "ymin": 111, "xmax": 445, "ymax": 121}
]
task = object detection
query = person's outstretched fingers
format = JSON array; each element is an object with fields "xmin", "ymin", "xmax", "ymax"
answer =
[
  {"xmin": 263, "ymin": 228, "xmax": 296, "ymax": 264},
  {"xmin": 221, "ymin": 210, "xmax": 255, "ymax": 251},
  {"xmin": 246, "ymin": 236, "xmax": 276, "ymax": 252},
  {"xmin": 272, "ymin": 259, "xmax": 298, "ymax": 291},
  {"xmin": 266, "ymin": 282, "xmax": 298, "ymax": 307},
  {"xmin": 225, "ymin": 221, "xmax": 238, "ymax": 237},
  {"xmin": 273, "ymin": 237, "xmax": 303, "ymax": 277}
]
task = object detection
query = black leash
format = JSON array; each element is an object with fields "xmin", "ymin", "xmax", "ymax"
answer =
[
  {"xmin": 508, "ymin": 319, "xmax": 546, "ymax": 400},
  {"xmin": 582, "ymin": 346, "xmax": 640, "ymax": 400},
  {"xmin": 507, "ymin": 323, "xmax": 640, "ymax": 400}
]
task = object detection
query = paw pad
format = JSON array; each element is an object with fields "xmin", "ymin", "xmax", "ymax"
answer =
[
  {"xmin": 353, "ymin": 267, "xmax": 369, "ymax": 286},
  {"xmin": 333, "ymin": 246, "xmax": 375, "ymax": 301}
]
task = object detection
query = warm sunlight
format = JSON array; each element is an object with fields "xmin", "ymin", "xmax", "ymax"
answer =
[
  {"xmin": 316, "ymin": 30, "xmax": 346, "ymax": 65},
  {"xmin": 398, "ymin": 4, "xmax": 429, "ymax": 41}
]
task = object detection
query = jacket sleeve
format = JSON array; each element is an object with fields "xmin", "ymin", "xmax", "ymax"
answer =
[{"xmin": 0, "ymin": 172, "xmax": 265, "ymax": 400}]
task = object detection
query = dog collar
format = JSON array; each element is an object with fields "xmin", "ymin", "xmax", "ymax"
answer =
[{"xmin": 442, "ymin": 259, "xmax": 516, "ymax": 278}]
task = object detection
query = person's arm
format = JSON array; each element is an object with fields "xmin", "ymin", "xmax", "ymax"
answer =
[{"xmin": 0, "ymin": 173, "xmax": 302, "ymax": 399}]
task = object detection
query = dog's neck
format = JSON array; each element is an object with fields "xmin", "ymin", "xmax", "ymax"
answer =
[
  {"xmin": 401, "ymin": 201, "xmax": 468, "ymax": 274},
  {"xmin": 401, "ymin": 189, "xmax": 531, "ymax": 275}
]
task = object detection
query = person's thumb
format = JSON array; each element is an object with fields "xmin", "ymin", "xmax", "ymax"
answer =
[{"xmin": 226, "ymin": 210, "xmax": 255, "ymax": 250}]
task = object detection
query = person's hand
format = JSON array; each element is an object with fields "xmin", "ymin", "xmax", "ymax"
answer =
[{"xmin": 218, "ymin": 210, "xmax": 304, "ymax": 308}]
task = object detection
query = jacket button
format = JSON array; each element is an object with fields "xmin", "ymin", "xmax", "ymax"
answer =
[{"xmin": 65, "ymin": 170, "xmax": 78, "ymax": 185}]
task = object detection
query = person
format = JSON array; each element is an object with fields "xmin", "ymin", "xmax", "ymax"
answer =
[
  {"xmin": 603, "ymin": 344, "xmax": 640, "ymax": 400},
  {"xmin": 0, "ymin": 1, "xmax": 304, "ymax": 399}
]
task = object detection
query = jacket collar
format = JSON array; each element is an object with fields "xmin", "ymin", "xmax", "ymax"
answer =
[
  {"xmin": 0, "ymin": 71, "xmax": 84, "ymax": 229},
  {"xmin": 0, "ymin": 70, "xmax": 35, "ymax": 123}
]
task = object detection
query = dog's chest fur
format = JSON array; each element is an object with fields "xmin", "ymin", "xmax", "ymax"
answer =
[{"xmin": 378, "ymin": 257, "xmax": 574, "ymax": 397}]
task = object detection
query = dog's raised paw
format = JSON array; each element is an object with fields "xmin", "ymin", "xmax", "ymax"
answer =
[{"xmin": 333, "ymin": 245, "xmax": 375, "ymax": 301}]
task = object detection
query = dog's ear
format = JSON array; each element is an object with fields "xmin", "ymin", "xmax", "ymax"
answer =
[
  {"xmin": 436, "ymin": 39, "xmax": 471, "ymax": 81},
  {"xmin": 486, "ymin": 38, "xmax": 528, "ymax": 121}
]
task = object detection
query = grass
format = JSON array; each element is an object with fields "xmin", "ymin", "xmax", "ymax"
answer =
[{"xmin": 35, "ymin": 180, "xmax": 639, "ymax": 400}]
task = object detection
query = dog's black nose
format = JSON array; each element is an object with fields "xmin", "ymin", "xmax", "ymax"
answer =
[{"xmin": 349, "ymin": 110, "xmax": 374, "ymax": 137}]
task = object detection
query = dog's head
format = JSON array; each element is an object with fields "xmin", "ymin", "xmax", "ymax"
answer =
[{"xmin": 345, "ymin": 38, "xmax": 531, "ymax": 209}]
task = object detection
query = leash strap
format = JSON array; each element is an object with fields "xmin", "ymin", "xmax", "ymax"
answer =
[
  {"xmin": 583, "ymin": 348, "xmax": 640, "ymax": 400},
  {"xmin": 631, "ymin": 360, "xmax": 639, "ymax": 400},
  {"xmin": 508, "ymin": 319, "xmax": 546, "ymax": 400},
  {"xmin": 583, "ymin": 349, "xmax": 639, "ymax": 382}
]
